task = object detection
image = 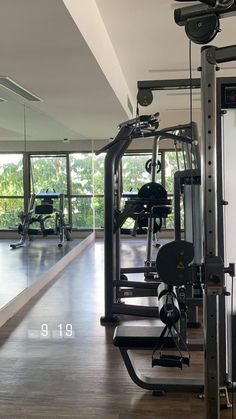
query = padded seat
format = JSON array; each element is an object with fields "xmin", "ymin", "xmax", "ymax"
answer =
[
  {"xmin": 113, "ymin": 326, "xmax": 175, "ymax": 348},
  {"xmin": 35, "ymin": 204, "xmax": 54, "ymax": 214}
]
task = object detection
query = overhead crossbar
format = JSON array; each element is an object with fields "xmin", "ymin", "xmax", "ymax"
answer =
[
  {"xmin": 137, "ymin": 78, "xmax": 200, "ymax": 91},
  {"xmin": 174, "ymin": 1, "xmax": 236, "ymax": 26}
]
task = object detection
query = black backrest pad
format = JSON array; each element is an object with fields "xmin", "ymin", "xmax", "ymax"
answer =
[
  {"xmin": 35, "ymin": 204, "xmax": 54, "ymax": 214},
  {"xmin": 138, "ymin": 182, "xmax": 167, "ymax": 200}
]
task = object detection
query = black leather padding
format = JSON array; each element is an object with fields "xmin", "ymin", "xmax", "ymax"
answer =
[
  {"xmin": 113, "ymin": 326, "xmax": 175, "ymax": 348},
  {"xmin": 35, "ymin": 204, "xmax": 54, "ymax": 214}
]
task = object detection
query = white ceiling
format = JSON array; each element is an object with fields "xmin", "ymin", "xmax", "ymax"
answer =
[{"xmin": 0, "ymin": 0, "xmax": 236, "ymax": 141}]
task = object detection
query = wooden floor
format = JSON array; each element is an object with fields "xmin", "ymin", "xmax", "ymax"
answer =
[{"xmin": 0, "ymin": 239, "xmax": 233, "ymax": 418}]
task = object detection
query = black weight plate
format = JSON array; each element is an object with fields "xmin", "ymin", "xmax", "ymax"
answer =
[
  {"xmin": 138, "ymin": 182, "xmax": 167, "ymax": 200},
  {"xmin": 156, "ymin": 240, "xmax": 194, "ymax": 286}
]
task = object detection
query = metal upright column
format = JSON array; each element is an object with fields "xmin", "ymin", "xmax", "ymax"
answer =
[
  {"xmin": 201, "ymin": 46, "xmax": 220, "ymax": 419},
  {"xmin": 201, "ymin": 44, "xmax": 236, "ymax": 418},
  {"xmin": 101, "ymin": 125, "xmax": 133, "ymax": 324},
  {"xmin": 145, "ymin": 136, "xmax": 159, "ymax": 265}
]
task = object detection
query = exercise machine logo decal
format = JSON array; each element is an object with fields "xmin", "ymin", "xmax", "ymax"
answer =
[{"xmin": 176, "ymin": 261, "xmax": 185, "ymax": 269}]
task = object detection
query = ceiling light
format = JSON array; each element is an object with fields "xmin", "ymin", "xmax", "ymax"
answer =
[
  {"xmin": 0, "ymin": 77, "xmax": 42, "ymax": 101},
  {"xmin": 0, "ymin": 97, "xmax": 6, "ymax": 102}
]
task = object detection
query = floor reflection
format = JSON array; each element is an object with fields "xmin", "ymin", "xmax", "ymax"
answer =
[{"xmin": 0, "ymin": 238, "xmax": 82, "ymax": 308}]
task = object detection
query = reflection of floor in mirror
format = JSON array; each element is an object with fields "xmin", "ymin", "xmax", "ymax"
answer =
[
  {"xmin": 0, "ymin": 238, "xmax": 83, "ymax": 309},
  {"xmin": 0, "ymin": 239, "xmax": 232, "ymax": 419}
]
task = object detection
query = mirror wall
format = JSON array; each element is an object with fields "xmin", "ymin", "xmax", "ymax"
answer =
[{"xmin": 0, "ymin": 98, "xmax": 94, "ymax": 308}]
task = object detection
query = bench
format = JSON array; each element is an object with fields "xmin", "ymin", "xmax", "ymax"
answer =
[{"xmin": 113, "ymin": 325, "xmax": 203, "ymax": 393}]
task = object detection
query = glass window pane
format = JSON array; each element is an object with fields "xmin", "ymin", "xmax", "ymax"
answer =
[
  {"xmin": 63, "ymin": 198, "xmax": 70, "ymax": 224},
  {"xmin": 165, "ymin": 151, "xmax": 182, "ymax": 194},
  {"xmin": 30, "ymin": 155, "xmax": 67, "ymax": 195},
  {"xmin": 94, "ymin": 153, "xmax": 105, "ymax": 195},
  {"xmin": 0, "ymin": 154, "xmax": 23, "ymax": 195},
  {"xmin": 70, "ymin": 153, "xmax": 93, "ymax": 195},
  {"xmin": 94, "ymin": 197, "xmax": 104, "ymax": 228},
  {"xmin": 71, "ymin": 197, "xmax": 93, "ymax": 228},
  {"xmin": 0, "ymin": 198, "xmax": 24, "ymax": 228},
  {"xmin": 122, "ymin": 154, "xmax": 161, "ymax": 193},
  {"xmin": 165, "ymin": 196, "xmax": 184, "ymax": 230}
]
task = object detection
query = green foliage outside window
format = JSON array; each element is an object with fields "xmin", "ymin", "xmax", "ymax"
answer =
[
  {"xmin": 70, "ymin": 153, "xmax": 93, "ymax": 195},
  {"xmin": 71, "ymin": 197, "xmax": 93, "ymax": 228},
  {"xmin": 122, "ymin": 154, "xmax": 161, "ymax": 193},
  {"xmin": 165, "ymin": 151, "xmax": 185, "ymax": 229},
  {"xmin": 0, "ymin": 155, "xmax": 24, "ymax": 228},
  {"xmin": 0, "ymin": 155, "xmax": 23, "ymax": 195},
  {"xmin": 165, "ymin": 151, "xmax": 184, "ymax": 194},
  {"xmin": 30, "ymin": 156, "xmax": 67, "ymax": 195},
  {"xmin": 0, "ymin": 198, "xmax": 24, "ymax": 228},
  {"xmin": 94, "ymin": 197, "xmax": 105, "ymax": 228},
  {"xmin": 70, "ymin": 154, "xmax": 93, "ymax": 228},
  {"xmin": 94, "ymin": 154, "xmax": 105, "ymax": 195},
  {"xmin": 94, "ymin": 154, "xmax": 105, "ymax": 228}
]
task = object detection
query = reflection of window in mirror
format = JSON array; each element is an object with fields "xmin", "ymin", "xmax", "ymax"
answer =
[{"xmin": 0, "ymin": 154, "xmax": 24, "ymax": 229}]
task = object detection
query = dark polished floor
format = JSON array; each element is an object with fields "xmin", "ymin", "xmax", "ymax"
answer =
[
  {"xmin": 0, "ymin": 239, "xmax": 233, "ymax": 418},
  {"xmin": 0, "ymin": 238, "xmax": 82, "ymax": 308}
]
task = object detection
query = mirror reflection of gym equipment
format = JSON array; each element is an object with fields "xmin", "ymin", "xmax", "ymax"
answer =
[{"xmin": 10, "ymin": 191, "xmax": 71, "ymax": 249}]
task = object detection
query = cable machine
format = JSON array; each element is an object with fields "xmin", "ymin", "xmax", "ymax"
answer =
[
  {"xmin": 97, "ymin": 115, "xmax": 199, "ymax": 324},
  {"xmin": 113, "ymin": 2, "xmax": 236, "ymax": 419}
]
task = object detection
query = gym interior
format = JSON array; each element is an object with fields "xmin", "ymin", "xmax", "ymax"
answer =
[{"xmin": 0, "ymin": 1, "xmax": 236, "ymax": 418}]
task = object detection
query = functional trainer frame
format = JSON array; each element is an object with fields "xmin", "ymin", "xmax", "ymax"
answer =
[{"xmin": 99, "ymin": 118, "xmax": 199, "ymax": 324}]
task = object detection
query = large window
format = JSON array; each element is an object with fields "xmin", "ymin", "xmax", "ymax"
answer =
[
  {"xmin": 165, "ymin": 151, "xmax": 184, "ymax": 194},
  {"xmin": 164, "ymin": 151, "xmax": 185, "ymax": 229},
  {"xmin": 94, "ymin": 153, "xmax": 105, "ymax": 228},
  {"xmin": 122, "ymin": 153, "xmax": 161, "ymax": 192},
  {"xmin": 0, "ymin": 149, "xmax": 185, "ymax": 231},
  {"xmin": 70, "ymin": 153, "xmax": 93, "ymax": 228},
  {"xmin": 0, "ymin": 154, "xmax": 24, "ymax": 228}
]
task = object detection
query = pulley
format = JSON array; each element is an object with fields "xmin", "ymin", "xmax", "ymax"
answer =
[
  {"xmin": 145, "ymin": 158, "xmax": 162, "ymax": 175},
  {"xmin": 137, "ymin": 89, "xmax": 153, "ymax": 107},
  {"xmin": 185, "ymin": 13, "xmax": 220, "ymax": 44}
]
